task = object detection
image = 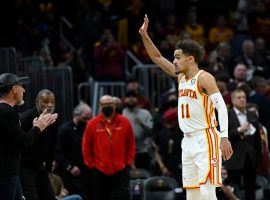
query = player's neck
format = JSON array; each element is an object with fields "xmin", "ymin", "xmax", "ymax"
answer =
[{"xmin": 185, "ymin": 67, "xmax": 200, "ymax": 80}]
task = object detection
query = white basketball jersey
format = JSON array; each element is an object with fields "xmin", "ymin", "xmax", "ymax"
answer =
[{"xmin": 178, "ymin": 70, "xmax": 217, "ymax": 133}]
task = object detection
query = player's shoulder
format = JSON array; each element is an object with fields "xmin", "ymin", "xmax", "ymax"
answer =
[{"xmin": 198, "ymin": 70, "xmax": 215, "ymax": 82}]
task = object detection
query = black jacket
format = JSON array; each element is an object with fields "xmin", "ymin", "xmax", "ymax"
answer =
[
  {"xmin": 55, "ymin": 121, "xmax": 85, "ymax": 170},
  {"xmin": 20, "ymin": 108, "xmax": 58, "ymax": 170},
  {"xmin": 0, "ymin": 103, "xmax": 40, "ymax": 176},
  {"xmin": 224, "ymin": 109, "xmax": 261, "ymax": 170}
]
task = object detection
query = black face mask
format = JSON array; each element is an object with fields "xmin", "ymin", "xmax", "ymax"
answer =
[
  {"xmin": 167, "ymin": 99, "xmax": 178, "ymax": 108},
  {"xmin": 102, "ymin": 106, "xmax": 114, "ymax": 117},
  {"xmin": 78, "ymin": 120, "xmax": 87, "ymax": 129},
  {"xmin": 126, "ymin": 103, "xmax": 137, "ymax": 109},
  {"xmin": 115, "ymin": 106, "xmax": 123, "ymax": 114}
]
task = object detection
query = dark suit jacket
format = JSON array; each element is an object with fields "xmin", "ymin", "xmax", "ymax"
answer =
[
  {"xmin": 224, "ymin": 108, "xmax": 261, "ymax": 170},
  {"xmin": 20, "ymin": 108, "xmax": 58, "ymax": 170}
]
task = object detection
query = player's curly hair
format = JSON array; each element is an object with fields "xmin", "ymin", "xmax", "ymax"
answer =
[{"xmin": 175, "ymin": 39, "xmax": 205, "ymax": 63}]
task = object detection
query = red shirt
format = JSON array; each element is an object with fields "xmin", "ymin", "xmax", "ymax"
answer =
[{"xmin": 82, "ymin": 113, "xmax": 135, "ymax": 175}]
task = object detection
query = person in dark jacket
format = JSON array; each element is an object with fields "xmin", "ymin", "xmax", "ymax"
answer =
[
  {"xmin": 55, "ymin": 101, "xmax": 92, "ymax": 198},
  {"xmin": 0, "ymin": 73, "xmax": 57, "ymax": 200},
  {"xmin": 19, "ymin": 89, "xmax": 58, "ymax": 200},
  {"xmin": 224, "ymin": 89, "xmax": 261, "ymax": 200}
]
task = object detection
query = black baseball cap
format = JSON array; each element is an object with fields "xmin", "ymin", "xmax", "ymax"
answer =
[{"xmin": 0, "ymin": 73, "xmax": 29, "ymax": 94}]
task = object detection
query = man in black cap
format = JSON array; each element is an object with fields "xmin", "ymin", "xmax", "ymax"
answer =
[{"xmin": 0, "ymin": 73, "xmax": 58, "ymax": 200}]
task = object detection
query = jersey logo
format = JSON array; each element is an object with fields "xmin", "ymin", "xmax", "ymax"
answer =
[
  {"xmin": 178, "ymin": 89, "xmax": 197, "ymax": 99},
  {"xmin": 211, "ymin": 158, "xmax": 218, "ymax": 167},
  {"xmin": 190, "ymin": 78, "xmax": 196, "ymax": 85}
]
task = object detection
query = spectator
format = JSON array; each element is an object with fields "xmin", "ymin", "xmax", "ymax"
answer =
[
  {"xmin": 126, "ymin": 76, "xmax": 151, "ymax": 110},
  {"xmin": 0, "ymin": 73, "xmax": 57, "ymax": 200},
  {"xmin": 19, "ymin": 89, "xmax": 58, "ymax": 200},
  {"xmin": 154, "ymin": 108, "xmax": 183, "ymax": 186},
  {"xmin": 49, "ymin": 173, "xmax": 82, "ymax": 200},
  {"xmin": 227, "ymin": 63, "xmax": 248, "ymax": 91},
  {"xmin": 208, "ymin": 15, "xmax": 234, "ymax": 46},
  {"xmin": 250, "ymin": 1, "xmax": 270, "ymax": 43},
  {"xmin": 224, "ymin": 89, "xmax": 261, "ymax": 200},
  {"xmin": 122, "ymin": 90, "xmax": 154, "ymax": 171},
  {"xmin": 248, "ymin": 78, "xmax": 270, "ymax": 139},
  {"xmin": 55, "ymin": 102, "xmax": 92, "ymax": 199},
  {"xmin": 152, "ymin": 91, "xmax": 178, "ymax": 137},
  {"xmin": 82, "ymin": 95, "xmax": 135, "ymax": 200},
  {"xmin": 113, "ymin": 96, "xmax": 124, "ymax": 114},
  {"xmin": 159, "ymin": 14, "xmax": 181, "ymax": 40},
  {"xmin": 215, "ymin": 73, "xmax": 233, "ymax": 109},
  {"xmin": 234, "ymin": 39, "xmax": 269, "ymax": 80},
  {"xmin": 184, "ymin": 10, "xmax": 206, "ymax": 45},
  {"xmin": 93, "ymin": 28, "xmax": 125, "ymax": 81},
  {"xmin": 209, "ymin": 42, "xmax": 232, "ymax": 75},
  {"xmin": 216, "ymin": 166, "xmax": 242, "ymax": 200},
  {"xmin": 246, "ymin": 103, "xmax": 269, "ymax": 179}
]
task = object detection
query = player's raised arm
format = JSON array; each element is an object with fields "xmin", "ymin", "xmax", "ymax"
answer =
[
  {"xmin": 139, "ymin": 15, "xmax": 176, "ymax": 78},
  {"xmin": 199, "ymin": 71, "xmax": 233, "ymax": 161}
]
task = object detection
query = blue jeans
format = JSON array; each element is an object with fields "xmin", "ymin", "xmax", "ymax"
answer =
[
  {"xmin": 61, "ymin": 194, "xmax": 82, "ymax": 200},
  {"xmin": 0, "ymin": 175, "xmax": 23, "ymax": 200}
]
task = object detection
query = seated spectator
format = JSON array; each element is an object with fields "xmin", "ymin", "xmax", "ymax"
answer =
[
  {"xmin": 250, "ymin": 1, "xmax": 270, "ymax": 43},
  {"xmin": 209, "ymin": 42, "xmax": 232, "ymax": 75},
  {"xmin": 246, "ymin": 103, "xmax": 269, "ymax": 179},
  {"xmin": 234, "ymin": 39, "xmax": 269, "ymax": 80},
  {"xmin": 227, "ymin": 63, "xmax": 248, "ymax": 91},
  {"xmin": 245, "ymin": 78, "xmax": 270, "ymax": 137},
  {"xmin": 154, "ymin": 108, "xmax": 183, "ymax": 186},
  {"xmin": 152, "ymin": 91, "xmax": 178, "ymax": 136},
  {"xmin": 93, "ymin": 28, "xmax": 125, "ymax": 81},
  {"xmin": 215, "ymin": 73, "xmax": 232, "ymax": 109},
  {"xmin": 131, "ymin": 36, "xmax": 152, "ymax": 63},
  {"xmin": 126, "ymin": 76, "xmax": 151, "ymax": 110},
  {"xmin": 49, "ymin": 173, "xmax": 82, "ymax": 200},
  {"xmin": 184, "ymin": 10, "xmax": 206, "ymax": 45},
  {"xmin": 216, "ymin": 166, "xmax": 242, "ymax": 200},
  {"xmin": 208, "ymin": 15, "xmax": 234, "ymax": 46},
  {"xmin": 159, "ymin": 14, "xmax": 181, "ymax": 40}
]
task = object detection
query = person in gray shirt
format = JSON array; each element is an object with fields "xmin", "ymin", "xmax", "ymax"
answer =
[{"xmin": 122, "ymin": 90, "xmax": 154, "ymax": 171}]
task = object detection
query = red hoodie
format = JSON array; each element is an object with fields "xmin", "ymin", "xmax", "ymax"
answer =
[{"xmin": 82, "ymin": 113, "xmax": 135, "ymax": 175}]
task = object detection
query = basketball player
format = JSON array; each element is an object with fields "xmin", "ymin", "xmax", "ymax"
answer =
[{"xmin": 139, "ymin": 15, "xmax": 233, "ymax": 200}]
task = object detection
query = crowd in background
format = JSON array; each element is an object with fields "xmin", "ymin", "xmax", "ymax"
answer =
[{"xmin": 2, "ymin": 0, "xmax": 270, "ymax": 199}]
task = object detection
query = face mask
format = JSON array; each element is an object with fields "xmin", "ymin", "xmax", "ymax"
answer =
[
  {"xmin": 127, "ymin": 103, "xmax": 137, "ymax": 109},
  {"xmin": 102, "ymin": 106, "xmax": 114, "ymax": 117},
  {"xmin": 115, "ymin": 106, "xmax": 123, "ymax": 114},
  {"xmin": 167, "ymin": 99, "xmax": 178, "ymax": 108},
  {"xmin": 78, "ymin": 120, "xmax": 87, "ymax": 129}
]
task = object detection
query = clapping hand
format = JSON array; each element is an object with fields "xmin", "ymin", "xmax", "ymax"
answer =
[{"xmin": 33, "ymin": 109, "xmax": 58, "ymax": 132}]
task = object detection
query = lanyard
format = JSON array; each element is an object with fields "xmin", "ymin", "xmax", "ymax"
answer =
[{"xmin": 105, "ymin": 125, "xmax": 113, "ymax": 140}]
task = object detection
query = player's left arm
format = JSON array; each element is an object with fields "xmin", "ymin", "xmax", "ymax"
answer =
[{"xmin": 199, "ymin": 71, "xmax": 233, "ymax": 160}]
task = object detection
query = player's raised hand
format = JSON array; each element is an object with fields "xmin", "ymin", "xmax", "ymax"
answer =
[{"xmin": 139, "ymin": 14, "xmax": 149, "ymax": 36}]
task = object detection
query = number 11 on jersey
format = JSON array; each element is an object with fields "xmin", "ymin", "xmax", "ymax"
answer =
[{"xmin": 181, "ymin": 104, "xmax": 190, "ymax": 118}]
